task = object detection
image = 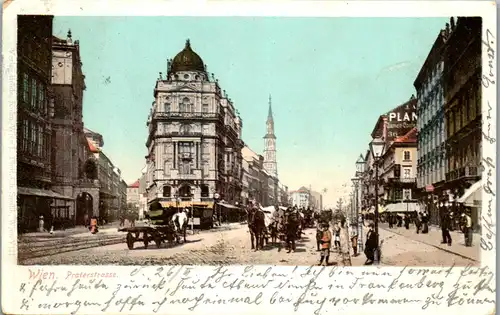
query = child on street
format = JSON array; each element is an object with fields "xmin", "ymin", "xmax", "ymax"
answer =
[{"xmin": 318, "ymin": 223, "xmax": 332, "ymax": 266}]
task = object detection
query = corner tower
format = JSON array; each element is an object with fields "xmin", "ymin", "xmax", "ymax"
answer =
[{"xmin": 263, "ymin": 95, "xmax": 278, "ymax": 177}]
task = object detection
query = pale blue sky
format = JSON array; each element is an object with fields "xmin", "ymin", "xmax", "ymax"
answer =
[{"xmin": 53, "ymin": 17, "xmax": 448, "ymax": 207}]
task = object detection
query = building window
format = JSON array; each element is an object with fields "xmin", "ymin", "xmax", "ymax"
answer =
[
  {"xmin": 202, "ymin": 104, "xmax": 209, "ymax": 113},
  {"xmin": 403, "ymin": 168, "xmax": 411, "ymax": 178},
  {"xmin": 38, "ymin": 83, "xmax": 46, "ymax": 115},
  {"xmin": 201, "ymin": 185, "xmax": 209, "ymax": 197},
  {"xmin": 163, "ymin": 186, "xmax": 171, "ymax": 197},
  {"xmin": 164, "ymin": 103, "xmax": 170, "ymax": 112},
  {"xmin": 403, "ymin": 189, "xmax": 412, "ymax": 200},
  {"xmin": 23, "ymin": 73, "xmax": 29, "ymax": 103},
  {"xmin": 180, "ymin": 124, "xmax": 192, "ymax": 135},
  {"xmin": 31, "ymin": 78, "xmax": 37, "ymax": 108},
  {"xmin": 180, "ymin": 97, "xmax": 192, "ymax": 113},
  {"xmin": 37, "ymin": 125, "xmax": 43, "ymax": 157},
  {"xmin": 403, "ymin": 151, "xmax": 411, "ymax": 161},
  {"xmin": 21, "ymin": 119, "xmax": 28, "ymax": 152}
]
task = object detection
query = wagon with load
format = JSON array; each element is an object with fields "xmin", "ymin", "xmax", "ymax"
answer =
[{"xmin": 118, "ymin": 202, "xmax": 180, "ymax": 250}]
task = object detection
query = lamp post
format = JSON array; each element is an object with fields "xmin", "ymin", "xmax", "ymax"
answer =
[
  {"xmin": 354, "ymin": 153, "xmax": 365, "ymax": 252},
  {"xmin": 214, "ymin": 192, "xmax": 220, "ymax": 226},
  {"xmin": 369, "ymin": 136, "xmax": 385, "ymax": 265}
]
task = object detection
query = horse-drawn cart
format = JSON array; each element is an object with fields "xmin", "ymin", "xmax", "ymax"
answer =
[{"xmin": 118, "ymin": 225, "xmax": 179, "ymax": 250}]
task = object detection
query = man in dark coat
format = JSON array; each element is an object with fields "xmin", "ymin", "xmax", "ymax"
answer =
[
  {"xmin": 441, "ymin": 211, "xmax": 452, "ymax": 246},
  {"xmin": 364, "ymin": 223, "xmax": 377, "ymax": 265}
]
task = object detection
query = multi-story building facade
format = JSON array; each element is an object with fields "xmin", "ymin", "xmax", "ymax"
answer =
[
  {"xmin": 414, "ymin": 25, "xmax": 448, "ymax": 224},
  {"xmin": 362, "ymin": 96, "xmax": 417, "ymax": 214},
  {"xmin": 443, "ymin": 17, "xmax": 482, "ymax": 229},
  {"xmin": 127, "ymin": 179, "xmax": 146, "ymax": 219},
  {"xmin": 83, "ymin": 128, "xmax": 124, "ymax": 222},
  {"xmin": 145, "ymin": 40, "xmax": 244, "ymax": 209},
  {"xmin": 290, "ymin": 187, "xmax": 310, "ymax": 208},
  {"xmin": 51, "ymin": 31, "xmax": 92, "ymax": 226},
  {"xmin": 241, "ymin": 146, "xmax": 266, "ymax": 206},
  {"xmin": 380, "ymin": 128, "xmax": 420, "ymax": 212},
  {"xmin": 16, "ymin": 16, "xmax": 74, "ymax": 232},
  {"xmin": 310, "ymin": 190, "xmax": 323, "ymax": 210}
]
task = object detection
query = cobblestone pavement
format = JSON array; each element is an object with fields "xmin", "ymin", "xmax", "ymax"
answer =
[
  {"xmin": 21, "ymin": 226, "xmax": 346, "ymax": 266},
  {"xmin": 349, "ymin": 227, "xmax": 478, "ymax": 266}
]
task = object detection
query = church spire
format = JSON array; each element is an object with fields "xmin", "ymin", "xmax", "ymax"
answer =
[{"xmin": 267, "ymin": 94, "xmax": 273, "ymax": 121}]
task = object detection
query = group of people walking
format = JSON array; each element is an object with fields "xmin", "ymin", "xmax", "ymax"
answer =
[{"xmin": 385, "ymin": 207, "xmax": 473, "ymax": 247}]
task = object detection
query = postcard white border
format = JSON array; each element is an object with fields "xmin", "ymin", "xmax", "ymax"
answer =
[{"xmin": 2, "ymin": 1, "xmax": 497, "ymax": 315}]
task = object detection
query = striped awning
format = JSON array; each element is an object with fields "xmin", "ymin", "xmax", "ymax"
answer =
[
  {"xmin": 385, "ymin": 202, "xmax": 418, "ymax": 212},
  {"xmin": 160, "ymin": 201, "xmax": 214, "ymax": 209}
]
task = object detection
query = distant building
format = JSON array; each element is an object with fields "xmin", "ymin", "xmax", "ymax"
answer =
[
  {"xmin": 263, "ymin": 95, "xmax": 278, "ymax": 178},
  {"xmin": 290, "ymin": 187, "xmax": 310, "ymax": 209}
]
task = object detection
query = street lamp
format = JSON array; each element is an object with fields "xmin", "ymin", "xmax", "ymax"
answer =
[
  {"xmin": 369, "ymin": 136, "xmax": 385, "ymax": 265},
  {"xmin": 214, "ymin": 192, "xmax": 221, "ymax": 226}
]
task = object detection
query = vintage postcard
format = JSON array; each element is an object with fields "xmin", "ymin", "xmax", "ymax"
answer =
[{"xmin": 2, "ymin": 1, "xmax": 497, "ymax": 314}]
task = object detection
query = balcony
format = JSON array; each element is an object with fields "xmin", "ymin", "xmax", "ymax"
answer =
[
  {"xmin": 180, "ymin": 152, "xmax": 193, "ymax": 160},
  {"xmin": 77, "ymin": 178, "xmax": 100, "ymax": 188},
  {"xmin": 387, "ymin": 177, "xmax": 417, "ymax": 185},
  {"xmin": 446, "ymin": 166, "xmax": 479, "ymax": 182},
  {"xmin": 154, "ymin": 111, "xmax": 223, "ymax": 121}
]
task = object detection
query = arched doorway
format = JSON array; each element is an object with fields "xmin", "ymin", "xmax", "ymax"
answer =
[{"xmin": 76, "ymin": 192, "xmax": 93, "ymax": 225}]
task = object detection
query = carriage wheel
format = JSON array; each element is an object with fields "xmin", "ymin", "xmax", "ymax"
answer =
[
  {"xmin": 143, "ymin": 232, "xmax": 149, "ymax": 249},
  {"xmin": 126, "ymin": 232, "xmax": 135, "ymax": 250}
]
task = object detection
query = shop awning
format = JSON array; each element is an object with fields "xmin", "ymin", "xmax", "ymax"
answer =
[
  {"xmin": 385, "ymin": 202, "xmax": 418, "ymax": 213},
  {"xmin": 18, "ymin": 187, "xmax": 75, "ymax": 200},
  {"xmin": 160, "ymin": 201, "xmax": 214, "ymax": 209},
  {"xmin": 457, "ymin": 180, "xmax": 483, "ymax": 207}
]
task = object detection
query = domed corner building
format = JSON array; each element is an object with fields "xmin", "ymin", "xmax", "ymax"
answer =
[{"xmin": 144, "ymin": 39, "xmax": 244, "ymax": 228}]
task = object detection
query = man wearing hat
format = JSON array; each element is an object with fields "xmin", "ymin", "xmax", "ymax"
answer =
[{"xmin": 462, "ymin": 210, "xmax": 473, "ymax": 247}]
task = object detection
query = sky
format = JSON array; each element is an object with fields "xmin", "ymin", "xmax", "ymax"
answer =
[{"xmin": 53, "ymin": 16, "xmax": 448, "ymax": 208}]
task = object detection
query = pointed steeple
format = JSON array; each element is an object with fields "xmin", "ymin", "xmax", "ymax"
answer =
[{"xmin": 267, "ymin": 94, "xmax": 274, "ymax": 122}]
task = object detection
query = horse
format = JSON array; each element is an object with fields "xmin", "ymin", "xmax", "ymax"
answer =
[
  {"xmin": 247, "ymin": 207, "xmax": 266, "ymax": 251},
  {"xmin": 171, "ymin": 209, "xmax": 188, "ymax": 243}
]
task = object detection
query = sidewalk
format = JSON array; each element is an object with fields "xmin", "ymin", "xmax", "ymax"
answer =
[
  {"xmin": 19, "ymin": 222, "xmax": 122, "ymax": 241},
  {"xmin": 379, "ymin": 223, "xmax": 480, "ymax": 261}
]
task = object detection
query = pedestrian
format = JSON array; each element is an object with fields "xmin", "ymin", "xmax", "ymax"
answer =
[
  {"xmin": 333, "ymin": 223, "xmax": 341, "ymax": 250},
  {"xmin": 441, "ymin": 211, "xmax": 452, "ymax": 246},
  {"xmin": 388, "ymin": 213, "xmax": 393, "ymax": 228},
  {"xmin": 415, "ymin": 211, "xmax": 422, "ymax": 234},
  {"xmin": 421, "ymin": 211, "xmax": 429, "ymax": 233},
  {"xmin": 316, "ymin": 223, "xmax": 323, "ymax": 251},
  {"xmin": 462, "ymin": 211, "xmax": 473, "ymax": 247},
  {"xmin": 404, "ymin": 214, "xmax": 410, "ymax": 229},
  {"xmin": 350, "ymin": 223, "xmax": 358, "ymax": 256},
  {"xmin": 364, "ymin": 223, "xmax": 377, "ymax": 265},
  {"xmin": 318, "ymin": 223, "xmax": 332, "ymax": 266}
]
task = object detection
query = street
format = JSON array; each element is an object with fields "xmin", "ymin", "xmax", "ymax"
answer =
[{"xmin": 19, "ymin": 225, "xmax": 348, "ymax": 266}]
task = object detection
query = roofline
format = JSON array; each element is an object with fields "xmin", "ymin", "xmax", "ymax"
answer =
[{"xmin": 413, "ymin": 30, "xmax": 446, "ymax": 89}]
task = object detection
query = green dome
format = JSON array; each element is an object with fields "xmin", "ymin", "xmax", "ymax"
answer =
[{"xmin": 170, "ymin": 39, "xmax": 205, "ymax": 73}]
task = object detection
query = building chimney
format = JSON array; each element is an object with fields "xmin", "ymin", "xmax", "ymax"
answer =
[
  {"xmin": 445, "ymin": 23, "xmax": 450, "ymax": 37},
  {"xmin": 450, "ymin": 17, "xmax": 455, "ymax": 30}
]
